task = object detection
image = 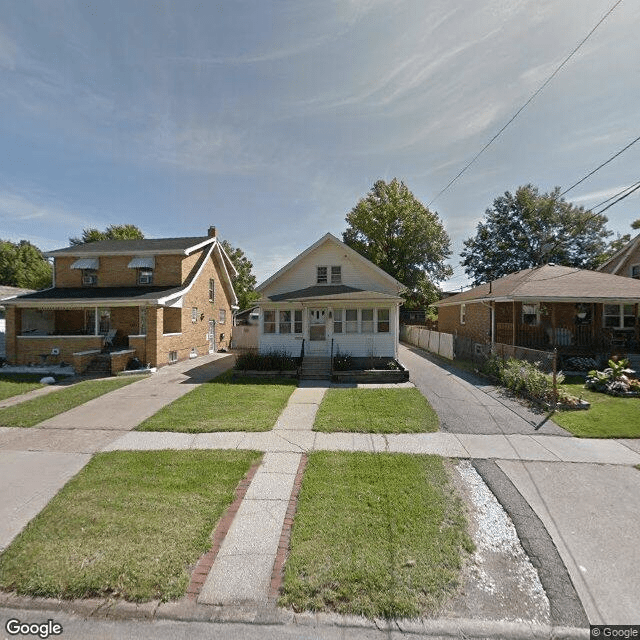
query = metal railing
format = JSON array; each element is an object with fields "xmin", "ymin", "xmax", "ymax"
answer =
[{"xmin": 330, "ymin": 338, "xmax": 334, "ymax": 376}]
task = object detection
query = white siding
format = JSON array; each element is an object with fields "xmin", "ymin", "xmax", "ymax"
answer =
[{"xmin": 261, "ymin": 239, "xmax": 399, "ymax": 298}]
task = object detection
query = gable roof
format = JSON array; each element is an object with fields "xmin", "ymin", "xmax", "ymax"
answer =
[
  {"xmin": 267, "ymin": 285, "xmax": 402, "ymax": 303},
  {"xmin": 596, "ymin": 233, "xmax": 640, "ymax": 275},
  {"xmin": 436, "ymin": 264, "xmax": 640, "ymax": 306},
  {"xmin": 44, "ymin": 236, "xmax": 214, "ymax": 257},
  {"xmin": 256, "ymin": 232, "xmax": 404, "ymax": 292}
]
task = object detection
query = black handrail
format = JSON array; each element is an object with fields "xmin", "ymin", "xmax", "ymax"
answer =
[
  {"xmin": 330, "ymin": 338, "xmax": 334, "ymax": 376},
  {"xmin": 300, "ymin": 338, "xmax": 305, "ymax": 360}
]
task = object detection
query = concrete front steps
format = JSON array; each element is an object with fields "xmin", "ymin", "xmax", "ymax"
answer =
[
  {"xmin": 300, "ymin": 356, "xmax": 331, "ymax": 380},
  {"xmin": 84, "ymin": 354, "xmax": 112, "ymax": 377}
]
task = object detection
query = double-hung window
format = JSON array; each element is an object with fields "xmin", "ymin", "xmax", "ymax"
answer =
[
  {"xmin": 263, "ymin": 310, "xmax": 276, "ymax": 333},
  {"xmin": 209, "ymin": 278, "xmax": 215, "ymax": 301},
  {"xmin": 333, "ymin": 309, "xmax": 343, "ymax": 333},
  {"xmin": 361, "ymin": 309, "xmax": 374, "ymax": 333},
  {"xmin": 377, "ymin": 309, "xmax": 390, "ymax": 333},
  {"xmin": 604, "ymin": 304, "xmax": 635, "ymax": 329},
  {"xmin": 331, "ymin": 266, "xmax": 342, "ymax": 284},
  {"xmin": 345, "ymin": 309, "xmax": 358, "ymax": 333},
  {"xmin": 522, "ymin": 303, "xmax": 539, "ymax": 326},
  {"xmin": 316, "ymin": 266, "xmax": 328, "ymax": 284},
  {"xmin": 279, "ymin": 310, "xmax": 292, "ymax": 334},
  {"xmin": 293, "ymin": 310, "xmax": 302, "ymax": 334}
]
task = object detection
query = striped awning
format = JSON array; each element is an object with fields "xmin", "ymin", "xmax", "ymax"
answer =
[
  {"xmin": 70, "ymin": 258, "xmax": 99, "ymax": 270},
  {"xmin": 127, "ymin": 257, "xmax": 155, "ymax": 269}
]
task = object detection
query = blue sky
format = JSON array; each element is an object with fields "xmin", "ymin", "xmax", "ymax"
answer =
[{"xmin": 1, "ymin": 0, "xmax": 639, "ymax": 289}]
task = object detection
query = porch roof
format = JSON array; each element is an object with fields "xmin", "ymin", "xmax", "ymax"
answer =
[
  {"xmin": 266, "ymin": 285, "xmax": 402, "ymax": 303},
  {"xmin": 4, "ymin": 285, "xmax": 184, "ymax": 307},
  {"xmin": 435, "ymin": 264, "xmax": 640, "ymax": 307}
]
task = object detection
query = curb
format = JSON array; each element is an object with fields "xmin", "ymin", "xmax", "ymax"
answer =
[{"xmin": 0, "ymin": 597, "xmax": 590, "ymax": 639}]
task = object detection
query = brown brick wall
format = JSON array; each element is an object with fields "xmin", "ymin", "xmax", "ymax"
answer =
[
  {"xmin": 438, "ymin": 302, "xmax": 491, "ymax": 343},
  {"xmin": 54, "ymin": 254, "xmax": 185, "ymax": 288},
  {"xmin": 54, "ymin": 310, "xmax": 85, "ymax": 334},
  {"xmin": 16, "ymin": 336, "xmax": 103, "ymax": 366},
  {"xmin": 110, "ymin": 307, "xmax": 140, "ymax": 338}
]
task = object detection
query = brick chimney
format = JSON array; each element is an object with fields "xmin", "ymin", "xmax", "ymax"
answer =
[{"xmin": 208, "ymin": 226, "xmax": 217, "ymax": 238}]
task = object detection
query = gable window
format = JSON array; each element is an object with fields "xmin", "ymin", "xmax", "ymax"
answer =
[
  {"xmin": 631, "ymin": 265, "xmax": 640, "ymax": 279},
  {"xmin": 522, "ymin": 303, "xmax": 539, "ymax": 326},
  {"xmin": 82, "ymin": 270, "xmax": 98, "ymax": 286},
  {"xmin": 316, "ymin": 266, "xmax": 328, "ymax": 284},
  {"xmin": 138, "ymin": 269, "xmax": 153, "ymax": 285},
  {"xmin": 192, "ymin": 307, "xmax": 198, "ymax": 324},
  {"xmin": 333, "ymin": 309, "xmax": 343, "ymax": 333},
  {"xmin": 345, "ymin": 309, "xmax": 358, "ymax": 333},
  {"xmin": 263, "ymin": 310, "xmax": 276, "ymax": 333},
  {"xmin": 377, "ymin": 308, "xmax": 390, "ymax": 333},
  {"xmin": 279, "ymin": 310, "xmax": 291, "ymax": 334},
  {"xmin": 294, "ymin": 310, "xmax": 303, "ymax": 334},
  {"xmin": 219, "ymin": 309, "xmax": 226, "ymax": 325},
  {"xmin": 460, "ymin": 304, "xmax": 466, "ymax": 325},
  {"xmin": 331, "ymin": 266, "xmax": 342, "ymax": 284},
  {"xmin": 209, "ymin": 278, "xmax": 215, "ymax": 301},
  {"xmin": 604, "ymin": 304, "xmax": 635, "ymax": 329}
]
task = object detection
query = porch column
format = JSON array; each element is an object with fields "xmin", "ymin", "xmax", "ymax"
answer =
[
  {"xmin": 4, "ymin": 306, "xmax": 19, "ymax": 364},
  {"xmin": 512, "ymin": 301, "xmax": 516, "ymax": 345},
  {"xmin": 94, "ymin": 306, "xmax": 99, "ymax": 336}
]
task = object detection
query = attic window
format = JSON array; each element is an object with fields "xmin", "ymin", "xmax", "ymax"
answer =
[
  {"xmin": 317, "ymin": 266, "xmax": 328, "ymax": 284},
  {"xmin": 331, "ymin": 265, "xmax": 342, "ymax": 284}
]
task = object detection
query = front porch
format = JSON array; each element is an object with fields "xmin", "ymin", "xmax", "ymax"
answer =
[{"xmin": 493, "ymin": 301, "xmax": 640, "ymax": 357}]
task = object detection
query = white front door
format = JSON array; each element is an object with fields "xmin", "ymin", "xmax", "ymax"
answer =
[{"xmin": 308, "ymin": 308, "xmax": 327, "ymax": 354}]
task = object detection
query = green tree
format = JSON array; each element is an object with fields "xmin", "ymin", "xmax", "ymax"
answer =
[
  {"xmin": 0, "ymin": 240, "xmax": 52, "ymax": 290},
  {"xmin": 69, "ymin": 224, "xmax": 144, "ymax": 245},
  {"xmin": 343, "ymin": 178, "xmax": 452, "ymax": 307},
  {"xmin": 461, "ymin": 185, "xmax": 612, "ymax": 285},
  {"xmin": 220, "ymin": 240, "xmax": 260, "ymax": 311}
]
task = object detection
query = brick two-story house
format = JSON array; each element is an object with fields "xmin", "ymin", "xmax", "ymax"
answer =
[{"xmin": 3, "ymin": 227, "xmax": 238, "ymax": 373}]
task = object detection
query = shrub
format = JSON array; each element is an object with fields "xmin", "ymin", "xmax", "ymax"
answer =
[
  {"xmin": 235, "ymin": 350, "xmax": 298, "ymax": 371},
  {"xmin": 585, "ymin": 358, "xmax": 636, "ymax": 395},
  {"xmin": 482, "ymin": 356, "xmax": 562, "ymax": 403},
  {"xmin": 333, "ymin": 351, "xmax": 354, "ymax": 371}
]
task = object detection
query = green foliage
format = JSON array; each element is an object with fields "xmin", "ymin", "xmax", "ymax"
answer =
[
  {"xmin": 482, "ymin": 356, "xmax": 563, "ymax": 403},
  {"xmin": 332, "ymin": 351, "xmax": 353, "ymax": 371},
  {"xmin": 461, "ymin": 185, "xmax": 612, "ymax": 285},
  {"xmin": 585, "ymin": 358, "xmax": 636, "ymax": 395},
  {"xmin": 343, "ymin": 179, "xmax": 452, "ymax": 307},
  {"xmin": 235, "ymin": 349, "xmax": 298, "ymax": 371},
  {"xmin": 220, "ymin": 240, "xmax": 260, "ymax": 311},
  {"xmin": 69, "ymin": 224, "xmax": 144, "ymax": 245},
  {"xmin": 0, "ymin": 240, "xmax": 52, "ymax": 289}
]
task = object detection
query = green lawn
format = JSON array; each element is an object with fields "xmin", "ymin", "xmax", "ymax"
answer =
[
  {"xmin": 280, "ymin": 452, "xmax": 473, "ymax": 618},
  {"xmin": 137, "ymin": 372, "xmax": 297, "ymax": 432},
  {"xmin": 0, "ymin": 450, "xmax": 261, "ymax": 602},
  {"xmin": 554, "ymin": 377, "xmax": 640, "ymax": 438},
  {"xmin": 0, "ymin": 376, "xmax": 145, "ymax": 427},
  {"xmin": 313, "ymin": 388, "xmax": 439, "ymax": 433},
  {"xmin": 0, "ymin": 374, "xmax": 46, "ymax": 401}
]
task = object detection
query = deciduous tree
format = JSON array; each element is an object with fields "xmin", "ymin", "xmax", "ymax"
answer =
[
  {"xmin": 461, "ymin": 185, "xmax": 612, "ymax": 285},
  {"xmin": 69, "ymin": 224, "xmax": 144, "ymax": 245},
  {"xmin": 343, "ymin": 179, "xmax": 452, "ymax": 307},
  {"xmin": 0, "ymin": 240, "xmax": 52, "ymax": 290},
  {"xmin": 220, "ymin": 240, "xmax": 259, "ymax": 311}
]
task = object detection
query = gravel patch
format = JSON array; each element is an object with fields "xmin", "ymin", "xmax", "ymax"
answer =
[{"xmin": 449, "ymin": 460, "xmax": 550, "ymax": 623}]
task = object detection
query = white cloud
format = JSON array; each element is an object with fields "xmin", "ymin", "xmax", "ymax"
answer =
[{"xmin": 0, "ymin": 28, "xmax": 16, "ymax": 71}]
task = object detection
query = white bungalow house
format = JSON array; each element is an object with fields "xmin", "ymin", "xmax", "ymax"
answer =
[{"xmin": 256, "ymin": 233, "xmax": 405, "ymax": 359}]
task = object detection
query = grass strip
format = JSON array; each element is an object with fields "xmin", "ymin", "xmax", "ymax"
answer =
[
  {"xmin": 137, "ymin": 372, "xmax": 297, "ymax": 432},
  {"xmin": 280, "ymin": 451, "xmax": 473, "ymax": 618},
  {"xmin": 554, "ymin": 377, "xmax": 640, "ymax": 438},
  {"xmin": 0, "ymin": 375, "xmax": 46, "ymax": 401},
  {"xmin": 0, "ymin": 450, "xmax": 261, "ymax": 602},
  {"xmin": 0, "ymin": 376, "xmax": 146, "ymax": 427},
  {"xmin": 313, "ymin": 388, "xmax": 438, "ymax": 433}
]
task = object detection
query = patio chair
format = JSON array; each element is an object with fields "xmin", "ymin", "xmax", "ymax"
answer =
[{"xmin": 102, "ymin": 329, "xmax": 117, "ymax": 349}]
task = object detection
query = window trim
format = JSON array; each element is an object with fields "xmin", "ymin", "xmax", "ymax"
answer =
[
  {"xmin": 263, "ymin": 309, "xmax": 276, "ymax": 334},
  {"xmin": 603, "ymin": 303, "xmax": 636, "ymax": 330},
  {"xmin": 522, "ymin": 303, "xmax": 540, "ymax": 326},
  {"xmin": 376, "ymin": 308, "xmax": 390, "ymax": 333},
  {"xmin": 316, "ymin": 265, "xmax": 328, "ymax": 284},
  {"xmin": 138, "ymin": 268, "xmax": 153, "ymax": 285},
  {"xmin": 209, "ymin": 278, "xmax": 215, "ymax": 302},
  {"xmin": 330, "ymin": 265, "xmax": 342, "ymax": 284},
  {"xmin": 219, "ymin": 308, "xmax": 226, "ymax": 325}
]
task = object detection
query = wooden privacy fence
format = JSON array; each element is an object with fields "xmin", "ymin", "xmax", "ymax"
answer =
[{"xmin": 400, "ymin": 325, "xmax": 454, "ymax": 360}]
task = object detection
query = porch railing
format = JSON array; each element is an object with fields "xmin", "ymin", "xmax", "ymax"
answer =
[{"xmin": 494, "ymin": 323, "xmax": 620, "ymax": 351}]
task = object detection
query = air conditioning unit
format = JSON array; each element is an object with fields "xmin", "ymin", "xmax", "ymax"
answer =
[
  {"xmin": 139, "ymin": 274, "xmax": 152, "ymax": 284},
  {"xmin": 82, "ymin": 275, "xmax": 97, "ymax": 285}
]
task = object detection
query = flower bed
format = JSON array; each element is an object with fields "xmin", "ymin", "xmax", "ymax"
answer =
[
  {"xmin": 585, "ymin": 358, "xmax": 640, "ymax": 397},
  {"xmin": 331, "ymin": 356, "xmax": 409, "ymax": 383}
]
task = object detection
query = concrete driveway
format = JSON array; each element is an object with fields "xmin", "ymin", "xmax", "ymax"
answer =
[{"xmin": 399, "ymin": 344, "xmax": 569, "ymax": 435}]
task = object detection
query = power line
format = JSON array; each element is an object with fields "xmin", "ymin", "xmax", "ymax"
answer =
[
  {"xmin": 427, "ymin": 0, "xmax": 624, "ymax": 208},
  {"xmin": 589, "ymin": 179, "xmax": 640, "ymax": 211},
  {"xmin": 593, "ymin": 180, "xmax": 640, "ymax": 214},
  {"xmin": 560, "ymin": 134, "xmax": 640, "ymax": 197}
]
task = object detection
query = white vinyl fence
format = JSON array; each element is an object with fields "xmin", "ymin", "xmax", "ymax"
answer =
[{"xmin": 400, "ymin": 324, "xmax": 454, "ymax": 360}]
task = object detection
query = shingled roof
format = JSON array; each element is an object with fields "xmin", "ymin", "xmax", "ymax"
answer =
[
  {"xmin": 436, "ymin": 264, "xmax": 640, "ymax": 306},
  {"xmin": 44, "ymin": 236, "xmax": 213, "ymax": 257}
]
